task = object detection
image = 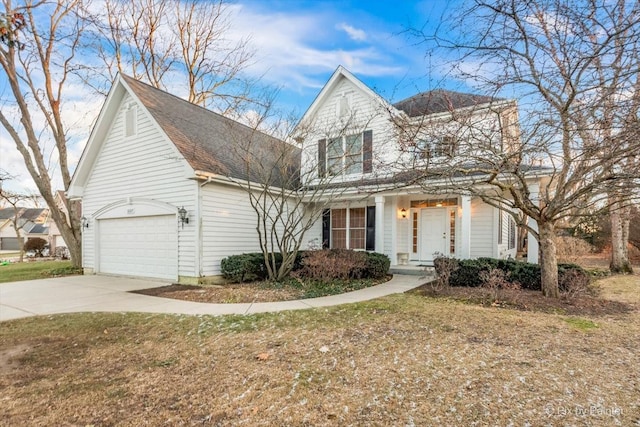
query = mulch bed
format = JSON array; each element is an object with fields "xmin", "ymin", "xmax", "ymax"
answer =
[
  {"xmin": 133, "ymin": 283, "xmax": 305, "ymax": 303},
  {"xmin": 411, "ymin": 283, "xmax": 636, "ymax": 316}
]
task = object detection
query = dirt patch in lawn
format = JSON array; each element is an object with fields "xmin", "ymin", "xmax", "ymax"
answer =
[
  {"xmin": 411, "ymin": 282, "xmax": 637, "ymax": 316},
  {"xmin": 0, "ymin": 344, "xmax": 31, "ymax": 375},
  {"xmin": 133, "ymin": 283, "xmax": 305, "ymax": 303}
]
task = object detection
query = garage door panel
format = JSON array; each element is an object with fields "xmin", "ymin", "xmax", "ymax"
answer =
[{"xmin": 98, "ymin": 215, "xmax": 177, "ymax": 280}]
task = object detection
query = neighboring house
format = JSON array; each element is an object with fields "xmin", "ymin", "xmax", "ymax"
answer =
[
  {"xmin": 296, "ymin": 66, "xmax": 543, "ymax": 267},
  {"xmin": 68, "ymin": 74, "xmax": 298, "ymax": 282},
  {"xmin": 0, "ymin": 208, "xmax": 50, "ymax": 251},
  {"xmin": 69, "ymin": 67, "xmax": 544, "ymax": 282},
  {"xmin": 47, "ymin": 190, "xmax": 72, "ymax": 253}
]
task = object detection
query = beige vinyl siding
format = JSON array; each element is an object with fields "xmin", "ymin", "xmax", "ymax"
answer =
[
  {"xmin": 470, "ymin": 198, "xmax": 495, "ymax": 258},
  {"xmin": 82, "ymin": 94, "xmax": 196, "ymax": 277}
]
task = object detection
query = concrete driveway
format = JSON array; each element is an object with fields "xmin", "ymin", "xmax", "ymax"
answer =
[{"xmin": 0, "ymin": 274, "xmax": 427, "ymax": 322}]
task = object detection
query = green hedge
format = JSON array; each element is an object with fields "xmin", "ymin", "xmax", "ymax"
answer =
[
  {"xmin": 435, "ymin": 256, "xmax": 588, "ymax": 292},
  {"xmin": 221, "ymin": 250, "xmax": 389, "ymax": 283}
]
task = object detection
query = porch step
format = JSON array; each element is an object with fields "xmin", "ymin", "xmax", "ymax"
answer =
[{"xmin": 389, "ymin": 265, "xmax": 436, "ymax": 277}]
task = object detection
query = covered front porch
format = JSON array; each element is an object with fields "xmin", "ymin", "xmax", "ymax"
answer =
[{"xmin": 319, "ymin": 192, "xmax": 539, "ymax": 268}]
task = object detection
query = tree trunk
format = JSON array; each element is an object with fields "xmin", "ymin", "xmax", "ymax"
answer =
[
  {"xmin": 610, "ymin": 200, "xmax": 633, "ymax": 274},
  {"xmin": 538, "ymin": 221, "xmax": 559, "ymax": 298}
]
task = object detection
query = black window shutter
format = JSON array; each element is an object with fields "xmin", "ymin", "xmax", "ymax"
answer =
[
  {"xmin": 322, "ymin": 209, "xmax": 331, "ymax": 249},
  {"xmin": 318, "ymin": 139, "xmax": 327, "ymax": 178},
  {"xmin": 366, "ymin": 206, "xmax": 375, "ymax": 251},
  {"xmin": 363, "ymin": 130, "xmax": 373, "ymax": 173}
]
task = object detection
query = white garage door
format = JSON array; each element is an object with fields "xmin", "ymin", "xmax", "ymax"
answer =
[{"xmin": 98, "ymin": 215, "xmax": 177, "ymax": 280}]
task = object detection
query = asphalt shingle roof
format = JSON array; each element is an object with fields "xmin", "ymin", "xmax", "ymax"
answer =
[
  {"xmin": 393, "ymin": 89, "xmax": 498, "ymax": 117},
  {"xmin": 122, "ymin": 75, "xmax": 301, "ymax": 189}
]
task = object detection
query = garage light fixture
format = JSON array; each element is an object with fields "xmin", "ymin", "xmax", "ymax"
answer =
[
  {"xmin": 178, "ymin": 206, "xmax": 189, "ymax": 228},
  {"xmin": 81, "ymin": 216, "xmax": 89, "ymax": 229}
]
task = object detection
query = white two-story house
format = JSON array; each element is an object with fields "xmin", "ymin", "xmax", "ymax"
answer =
[
  {"xmin": 296, "ymin": 66, "xmax": 541, "ymax": 267},
  {"xmin": 69, "ymin": 66, "xmax": 541, "ymax": 283}
]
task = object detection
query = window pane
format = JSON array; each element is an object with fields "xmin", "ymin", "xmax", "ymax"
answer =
[
  {"xmin": 345, "ymin": 134, "xmax": 362, "ymax": 155},
  {"xmin": 327, "ymin": 137, "xmax": 343, "ymax": 157},
  {"xmin": 349, "ymin": 229, "xmax": 365, "ymax": 250},
  {"xmin": 345, "ymin": 155, "xmax": 362, "ymax": 174},
  {"xmin": 327, "ymin": 157, "xmax": 342, "ymax": 175},
  {"xmin": 332, "ymin": 230, "xmax": 347, "ymax": 249},
  {"xmin": 332, "ymin": 209, "xmax": 346, "ymax": 228},
  {"xmin": 349, "ymin": 208, "xmax": 365, "ymax": 228}
]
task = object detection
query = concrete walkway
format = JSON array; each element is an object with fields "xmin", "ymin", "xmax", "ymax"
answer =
[{"xmin": 0, "ymin": 274, "xmax": 429, "ymax": 322}]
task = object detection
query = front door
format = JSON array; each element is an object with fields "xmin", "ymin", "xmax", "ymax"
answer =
[{"xmin": 420, "ymin": 208, "xmax": 447, "ymax": 261}]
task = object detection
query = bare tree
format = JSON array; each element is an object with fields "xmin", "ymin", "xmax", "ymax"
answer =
[
  {"xmin": 219, "ymin": 100, "xmax": 376, "ymax": 281},
  {"xmin": 90, "ymin": 0, "xmax": 255, "ymax": 113},
  {"xmin": 405, "ymin": 0, "xmax": 640, "ymax": 297},
  {"xmin": 0, "ymin": 1, "xmax": 86, "ymax": 267}
]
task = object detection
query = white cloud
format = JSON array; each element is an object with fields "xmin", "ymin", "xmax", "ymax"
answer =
[
  {"xmin": 226, "ymin": 4, "xmax": 403, "ymax": 93},
  {"xmin": 337, "ymin": 23, "xmax": 367, "ymax": 42}
]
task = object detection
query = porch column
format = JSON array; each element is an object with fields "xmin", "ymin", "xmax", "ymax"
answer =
[
  {"xmin": 459, "ymin": 195, "xmax": 471, "ymax": 259},
  {"xmin": 389, "ymin": 196, "xmax": 398, "ymax": 264},
  {"xmin": 527, "ymin": 182, "xmax": 540, "ymax": 264},
  {"xmin": 375, "ymin": 195, "xmax": 385, "ymax": 253}
]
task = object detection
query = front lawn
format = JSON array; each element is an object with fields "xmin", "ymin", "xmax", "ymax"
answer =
[
  {"xmin": 0, "ymin": 260, "xmax": 81, "ymax": 283},
  {"xmin": 1, "ymin": 274, "xmax": 638, "ymax": 425}
]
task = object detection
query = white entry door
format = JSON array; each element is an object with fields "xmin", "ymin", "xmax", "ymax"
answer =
[{"xmin": 420, "ymin": 208, "xmax": 447, "ymax": 261}]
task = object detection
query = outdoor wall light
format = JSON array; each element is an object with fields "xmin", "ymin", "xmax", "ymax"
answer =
[
  {"xmin": 81, "ymin": 216, "xmax": 89, "ymax": 229},
  {"xmin": 178, "ymin": 206, "xmax": 189, "ymax": 228},
  {"xmin": 400, "ymin": 208, "xmax": 408, "ymax": 219}
]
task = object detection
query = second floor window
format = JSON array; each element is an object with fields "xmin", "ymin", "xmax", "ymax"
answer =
[
  {"xmin": 318, "ymin": 130, "xmax": 372, "ymax": 177},
  {"xmin": 328, "ymin": 134, "xmax": 362, "ymax": 175},
  {"xmin": 415, "ymin": 135, "xmax": 456, "ymax": 160}
]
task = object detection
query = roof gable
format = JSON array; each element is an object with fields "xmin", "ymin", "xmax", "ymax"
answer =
[
  {"xmin": 70, "ymin": 74, "xmax": 301, "ymax": 196},
  {"xmin": 296, "ymin": 65, "xmax": 397, "ymax": 129},
  {"xmin": 120, "ymin": 76, "xmax": 300, "ymax": 188}
]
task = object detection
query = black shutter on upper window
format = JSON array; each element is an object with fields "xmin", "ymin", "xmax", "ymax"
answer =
[
  {"xmin": 322, "ymin": 209, "xmax": 331, "ymax": 249},
  {"xmin": 366, "ymin": 206, "xmax": 375, "ymax": 251},
  {"xmin": 318, "ymin": 139, "xmax": 327, "ymax": 178},
  {"xmin": 363, "ymin": 130, "xmax": 373, "ymax": 173}
]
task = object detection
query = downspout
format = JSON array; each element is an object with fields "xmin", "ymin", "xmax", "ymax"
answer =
[{"xmin": 195, "ymin": 180, "xmax": 202, "ymax": 279}]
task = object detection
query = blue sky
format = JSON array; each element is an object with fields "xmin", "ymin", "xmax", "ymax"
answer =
[
  {"xmin": 1, "ymin": 0, "xmax": 467, "ymax": 194},
  {"xmin": 229, "ymin": 0, "xmax": 464, "ymax": 114}
]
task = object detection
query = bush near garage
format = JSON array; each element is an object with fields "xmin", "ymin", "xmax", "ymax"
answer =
[
  {"xmin": 434, "ymin": 256, "xmax": 590, "ymax": 294},
  {"xmin": 220, "ymin": 252, "xmax": 306, "ymax": 283}
]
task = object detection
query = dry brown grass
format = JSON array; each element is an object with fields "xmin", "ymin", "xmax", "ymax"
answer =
[{"xmin": 1, "ymin": 276, "xmax": 639, "ymax": 426}]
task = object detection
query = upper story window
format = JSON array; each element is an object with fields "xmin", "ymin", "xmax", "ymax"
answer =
[
  {"xmin": 415, "ymin": 135, "xmax": 456, "ymax": 160},
  {"xmin": 328, "ymin": 134, "xmax": 362, "ymax": 175},
  {"xmin": 318, "ymin": 130, "xmax": 372, "ymax": 177}
]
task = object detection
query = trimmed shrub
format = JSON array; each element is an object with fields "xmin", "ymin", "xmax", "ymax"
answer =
[
  {"xmin": 296, "ymin": 250, "xmax": 390, "ymax": 281},
  {"xmin": 296, "ymin": 249, "xmax": 367, "ymax": 281},
  {"xmin": 363, "ymin": 252, "xmax": 391, "ymax": 279},
  {"xmin": 220, "ymin": 253, "xmax": 266, "ymax": 282},
  {"xmin": 444, "ymin": 257, "xmax": 589, "ymax": 293},
  {"xmin": 220, "ymin": 251, "xmax": 307, "ymax": 283},
  {"xmin": 558, "ymin": 263, "xmax": 591, "ymax": 296}
]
